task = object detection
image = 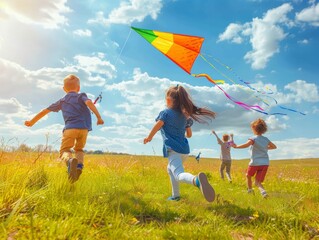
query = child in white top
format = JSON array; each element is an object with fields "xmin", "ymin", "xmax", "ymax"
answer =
[
  {"xmin": 212, "ymin": 130, "xmax": 234, "ymax": 182},
  {"xmin": 233, "ymin": 118, "xmax": 276, "ymax": 198}
]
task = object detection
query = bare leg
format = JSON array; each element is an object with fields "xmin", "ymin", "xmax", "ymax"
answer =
[
  {"xmin": 247, "ymin": 175, "xmax": 253, "ymax": 190},
  {"xmin": 255, "ymin": 180, "xmax": 267, "ymax": 197}
]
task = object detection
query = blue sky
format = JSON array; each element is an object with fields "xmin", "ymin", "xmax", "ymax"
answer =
[{"xmin": 0, "ymin": 0, "xmax": 318, "ymax": 160}]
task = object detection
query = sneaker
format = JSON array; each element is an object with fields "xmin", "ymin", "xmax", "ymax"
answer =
[
  {"xmin": 247, "ymin": 188, "xmax": 255, "ymax": 194},
  {"xmin": 74, "ymin": 163, "xmax": 83, "ymax": 181},
  {"xmin": 167, "ymin": 196, "xmax": 181, "ymax": 201},
  {"xmin": 195, "ymin": 172, "xmax": 215, "ymax": 202},
  {"xmin": 67, "ymin": 158, "xmax": 78, "ymax": 183},
  {"xmin": 261, "ymin": 191, "xmax": 268, "ymax": 198}
]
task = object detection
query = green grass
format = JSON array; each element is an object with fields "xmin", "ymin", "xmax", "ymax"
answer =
[{"xmin": 0, "ymin": 153, "xmax": 318, "ymax": 239}]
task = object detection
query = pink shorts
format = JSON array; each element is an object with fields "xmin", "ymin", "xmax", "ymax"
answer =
[{"xmin": 246, "ymin": 165, "xmax": 268, "ymax": 182}]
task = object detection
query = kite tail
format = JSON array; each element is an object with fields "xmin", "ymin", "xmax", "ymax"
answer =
[
  {"xmin": 199, "ymin": 54, "xmax": 305, "ymax": 116},
  {"xmin": 193, "ymin": 73, "xmax": 268, "ymax": 114}
]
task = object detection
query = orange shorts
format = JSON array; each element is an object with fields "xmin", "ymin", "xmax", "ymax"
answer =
[{"xmin": 246, "ymin": 165, "xmax": 268, "ymax": 182}]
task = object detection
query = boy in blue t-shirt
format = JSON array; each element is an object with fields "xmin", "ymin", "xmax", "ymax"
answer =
[{"xmin": 25, "ymin": 74, "xmax": 104, "ymax": 183}]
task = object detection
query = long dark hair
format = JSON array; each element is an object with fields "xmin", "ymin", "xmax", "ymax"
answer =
[{"xmin": 166, "ymin": 85, "xmax": 216, "ymax": 123}]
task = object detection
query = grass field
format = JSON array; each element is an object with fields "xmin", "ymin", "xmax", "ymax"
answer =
[{"xmin": 0, "ymin": 152, "xmax": 318, "ymax": 239}]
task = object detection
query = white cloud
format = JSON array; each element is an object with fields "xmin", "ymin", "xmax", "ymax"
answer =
[
  {"xmin": 218, "ymin": 3, "xmax": 294, "ymax": 69},
  {"xmin": 284, "ymin": 80, "xmax": 319, "ymax": 103},
  {"xmin": 298, "ymin": 39, "xmax": 309, "ymax": 44},
  {"xmin": 265, "ymin": 115, "xmax": 288, "ymax": 131},
  {"xmin": 245, "ymin": 3, "xmax": 293, "ymax": 69},
  {"xmin": 217, "ymin": 23, "xmax": 247, "ymax": 44},
  {"xmin": 74, "ymin": 54, "xmax": 116, "ymax": 86},
  {"xmin": 88, "ymin": 0, "xmax": 162, "ymax": 26},
  {"xmin": 73, "ymin": 29, "xmax": 92, "ymax": 37},
  {"xmin": 272, "ymin": 138, "xmax": 319, "ymax": 159},
  {"xmin": 0, "ymin": 98, "xmax": 31, "ymax": 119},
  {"xmin": 0, "ymin": 0, "xmax": 71, "ymax": 29},
  {"xmin": 296, "ymin": 2, "xmax": 319, "ymax": 26},
  {"xmin": 0, "ymin": 54, "xmax": 116, "ymax": 111}
]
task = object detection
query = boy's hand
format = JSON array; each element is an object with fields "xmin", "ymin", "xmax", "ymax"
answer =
[
  {"xmin": 97, "ymin": 118, "xmax": 104, "ymax": 125},
  {"xmin": 212, "ymin": 130, "xmax": 215, "ymax": 134},
  {"xmin": 24, "ymin": 120, "xmax": 34, "ymax": 127},
  {"xmin": 230, "ymin": 133, "xmax": 234, "ymax": 137},
  {"xmin": 143, "ymin": 137, "xmax": 152, "ymax": 144}
]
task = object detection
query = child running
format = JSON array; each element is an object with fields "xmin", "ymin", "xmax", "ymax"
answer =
[
  {"xmin": 212, "ymin": 130, "xmax": 234, "ymax": 183},
  {"xmin": 233, "ymin": 118, "xmax": 276, "ymax": 198},
  {"xmin": 144, "ymin": 85, "xmax": 216, "ymax": 202},
  {"xmin": 25, "ymin": 74, "xmax": 104, "ymax": 183}
]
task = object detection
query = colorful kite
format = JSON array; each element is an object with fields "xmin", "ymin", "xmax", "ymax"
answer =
[
  {"xmin": 131, "ymin": 26, "xmax": 305, "ymax": 115},
  {"xmin": 131, "ymin": 26, "xmax": 203, "ymax": 74}
]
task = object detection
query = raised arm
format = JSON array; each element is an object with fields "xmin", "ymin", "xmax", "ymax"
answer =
[
  {"xmin": 144, "ymin": 120, "xmax": 164, "ymax": 144},
  {"xmin": 212, "ymin": 130, "xmax": 223, "ymax": 144},
  {"xmin": 230, "ymin": 133, "xmax": 234, "ymax": 141},
  {"xmin": 25, "ymin": 109, "xmax": 51, "ymax": 127},
  {"xmin": 85, "ymin": 100, "xmax": 104, "ymax": 125}
]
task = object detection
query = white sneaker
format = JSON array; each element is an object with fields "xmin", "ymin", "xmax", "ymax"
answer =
[
  {"xmin": 247, "ymin": 188, "xmax": 255, "ymax": 194},
  {"xmin": 261, "ymin": 191, "xmax": 268, "ymax": 198}
]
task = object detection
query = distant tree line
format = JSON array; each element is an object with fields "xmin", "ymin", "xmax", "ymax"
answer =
[{"xmin": 0, "ymin": 142, "xmax": 129, "ymax": 156}]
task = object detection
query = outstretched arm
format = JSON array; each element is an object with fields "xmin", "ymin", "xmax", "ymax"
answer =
[
  {"xmin": 233, "ymin": 140, "xmax": 253, "ymax": 149},
  {"xmin": 144, "ymin": 120, "xmax": 164, "ymax": 144},
  {"xmin": 25, "ymin": 109, "xmax": 51, "ymax": 127},
  {"xmin": 212, "ymin": 130, "xmax": 223, "ymax": 144},
  {"xmin": 85, "ymin": 100, "xmax": 104, "ymax": 125}
]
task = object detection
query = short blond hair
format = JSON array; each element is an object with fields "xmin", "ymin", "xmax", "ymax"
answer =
[{"xmin": 63, "ymin": 74, "xmax": 80, "ymax": 92}]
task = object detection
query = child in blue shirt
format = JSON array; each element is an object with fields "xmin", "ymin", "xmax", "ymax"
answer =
[
  {"xmin": 25, "ymin": 74, "xmax": 104, "ymax": 183},
  {"xmin": 144, "ymin": 85, "xmax": 216, "ymax": 202},
  {"xmin": 233, "ymin": 118, "xmax": 276, "ymax": 198}
]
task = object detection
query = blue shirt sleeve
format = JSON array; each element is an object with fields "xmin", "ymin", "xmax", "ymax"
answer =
[
  {"xmin": 47, "ymin": 100, "xmax": 62, "ymax": 112},
  {"xmin": 156, "ymin": 110, "xmax": 168, "ymax": 123},
  {"xmin": 79, "ymin": 93, "xmax": 89, "ymax": 103}
]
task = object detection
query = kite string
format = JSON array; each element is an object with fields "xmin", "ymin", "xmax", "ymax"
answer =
[
  {"xmin": 114, "ymin": 28, "xmax": 132, "ymax": 67},
  {"xmin": 96, "ymin": 28, "xmax": 132, "ymax": 104}
]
